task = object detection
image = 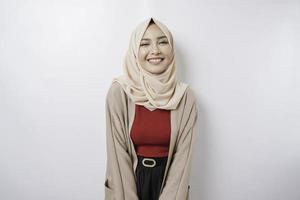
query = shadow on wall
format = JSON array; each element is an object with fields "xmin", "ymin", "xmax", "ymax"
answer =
[{"xmin": 176, "ymin": 44, "xmax": 211, "ymax": 200}]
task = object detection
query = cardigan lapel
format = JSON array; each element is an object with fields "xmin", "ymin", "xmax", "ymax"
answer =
[{"xmin": 159, "ymin": 107, "xmax": 179, "ymax": 195}]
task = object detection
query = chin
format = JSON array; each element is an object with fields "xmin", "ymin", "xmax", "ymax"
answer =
[
  {"xmin": 141, "ymin": 62, "xmax": 169, "ymax": 74},
  {"xmin": 149, "ymin": 66, "xmax": 168, "ymax": 74}
]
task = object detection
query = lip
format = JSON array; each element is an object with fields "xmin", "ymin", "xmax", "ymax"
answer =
[
  {"xmin": 147, "ymin": 57, "xmax": 164, "ymax": 61},
  {"xmin": 147, "ymin": 57, "xmax": 164, "ymax": 65}
]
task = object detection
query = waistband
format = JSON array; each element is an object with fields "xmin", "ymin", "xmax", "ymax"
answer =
[{"xmin": 137, "ymin": 155, "xmax": 168, "ymax": 167}]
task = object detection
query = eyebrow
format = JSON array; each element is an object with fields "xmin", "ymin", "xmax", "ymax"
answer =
[{"xmin": 141, "ymin": 36, "xmax": 168, "ymax": 41}]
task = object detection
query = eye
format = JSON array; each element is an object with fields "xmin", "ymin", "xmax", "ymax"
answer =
[
  {"xmin": 140, "ymin": 43, "xmax": 149, "ymax": 47},
  {"xmin": 159, "ymin": 41, "xmax": 169, "ymax": 45}
]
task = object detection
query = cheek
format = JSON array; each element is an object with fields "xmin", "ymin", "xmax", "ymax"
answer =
[
  {"xmin": 162, "ymin": 47, "xmax": 173, "ymax": 59},
  {"xmin": 138, "ymin": 48, "xmax": 148, "ymax": 61}
]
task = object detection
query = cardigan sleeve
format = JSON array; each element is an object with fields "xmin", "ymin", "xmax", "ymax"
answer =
[
  {"xmin": 159, "ymin": 87, "xmax": 198, "ymax": 200},
  {"xmin": 104, "ymin": 82, "xmax": 139, "ymax": 200}
]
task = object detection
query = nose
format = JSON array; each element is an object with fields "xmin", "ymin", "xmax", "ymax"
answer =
[{"xmin": 151, "ymin": 44, "xmax": 160, "ymax": 54}]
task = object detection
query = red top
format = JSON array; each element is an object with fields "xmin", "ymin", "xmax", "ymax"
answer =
[{"xmin": 130, "ymin": 104, "xmax": 171, "ymax": 157}]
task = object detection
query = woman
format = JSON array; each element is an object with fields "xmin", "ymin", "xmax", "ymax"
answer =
[{"xmin": 104, "ymin": 17, "xmax": 198, "ymax": 200}]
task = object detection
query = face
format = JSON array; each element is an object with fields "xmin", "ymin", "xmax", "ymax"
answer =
[{"xmin": 138, "ymin": 23, "xmax": 173, "ymax": 75}]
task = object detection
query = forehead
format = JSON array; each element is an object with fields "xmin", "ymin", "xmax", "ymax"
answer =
[{"xmin": 142, "ymin": 23, "xmax": 166, "ymax": 39}]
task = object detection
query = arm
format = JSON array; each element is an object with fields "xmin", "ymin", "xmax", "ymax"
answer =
[
  {"xmin": 159, "ymin": 88, "xmax": 198, "ymax": 200},
  {"xmin": 104, "ymin": 83, "xmax": 139, "ymax": 200}
]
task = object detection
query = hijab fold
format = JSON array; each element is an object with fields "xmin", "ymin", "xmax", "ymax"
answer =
[{"xmin": 113, "ymin": 17, "xmax": 188, "ymax": 111}]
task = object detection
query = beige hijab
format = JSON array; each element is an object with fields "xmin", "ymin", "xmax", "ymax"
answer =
[{"xmin": 113, "ymin": 17, "xmax": 188, "ymax": 111}]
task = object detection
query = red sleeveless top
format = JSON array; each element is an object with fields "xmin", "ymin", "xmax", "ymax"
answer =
[{"xmin": 130, "ymin": 104, "xmax": 171, "ymax": 157}]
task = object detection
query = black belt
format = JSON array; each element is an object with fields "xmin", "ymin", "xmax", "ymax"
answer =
[{"xmin": 137, "ymin": 155, "xmax": 168, "ymax": 168}]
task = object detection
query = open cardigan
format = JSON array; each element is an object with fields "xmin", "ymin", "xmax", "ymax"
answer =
[{"xmin": 104, "ymin": 81, "xmax": 198, "ymax": 200}]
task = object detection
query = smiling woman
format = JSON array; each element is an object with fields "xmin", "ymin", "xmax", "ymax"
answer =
[
  {"xmin": 104, "ymin": 18, "xmax": 198, "ymax": 200},
  {"xmin": 138, "ymin": 21, "xmax": 173, "ymax": 75}
]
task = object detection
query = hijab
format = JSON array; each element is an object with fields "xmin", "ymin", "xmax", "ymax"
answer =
[{"xmin": 112, "ymin": 17, "xmax": 188, "ymax": 111}]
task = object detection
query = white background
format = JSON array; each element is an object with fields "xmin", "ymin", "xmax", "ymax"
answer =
[{"xmin": 0, "ymin": 0, "xmax": 299, "ymax": 200}]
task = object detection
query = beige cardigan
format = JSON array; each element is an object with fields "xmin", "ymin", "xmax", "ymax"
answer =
[{"xmin": 104, "ymin": 81, "xmax": 198, "ymax": 200}]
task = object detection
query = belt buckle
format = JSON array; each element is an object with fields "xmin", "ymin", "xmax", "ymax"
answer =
[{"xmin": 142, "ymin": 158, "xmax": 156, "ymax": 168}]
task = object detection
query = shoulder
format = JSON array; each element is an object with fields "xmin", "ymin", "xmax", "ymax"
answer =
[
  {"xmin": 180, "ymin": 84, "xmax": 197, "ymax": 106},
  {"xmin": 105, "ymin": 81, "xmax": 128, "ymax": 113},
  {"xmin": 185, "ymin": 86, "xmax": 197, "ymax": 103},
  {"xmin": 175, "ymin": 84, "xmax": 198, "ymax": 119},
  {"xmin": 106, "ymin": 81, "xmax": 126, "ymax": 102},
  {"xmin": 177, "ymin": 84, "xmax": 198, "ymax": 126}
]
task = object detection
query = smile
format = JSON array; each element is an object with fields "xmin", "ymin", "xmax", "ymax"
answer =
[{"xmin": 147, "ymin": 58, "xmax": 164, "ymax": 65}]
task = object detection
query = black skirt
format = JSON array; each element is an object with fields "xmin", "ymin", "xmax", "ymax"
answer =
[{"xmin": 135, "ymin": 155, "xmax": 168, "ymax": 200}]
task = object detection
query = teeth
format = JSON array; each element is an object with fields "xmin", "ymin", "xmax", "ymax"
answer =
[{"xmin": 148, "ymin": 58, "xmax": 163, "ymax": 64}]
